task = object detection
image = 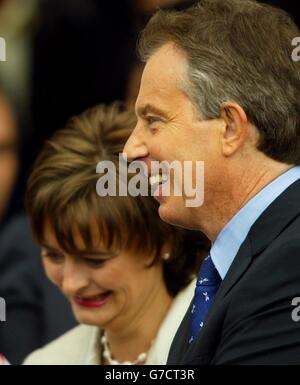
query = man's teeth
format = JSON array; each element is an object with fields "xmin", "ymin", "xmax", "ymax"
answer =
[{"xmin": 149, "ymin": 174, "xmax": 168, "ymax": 186}]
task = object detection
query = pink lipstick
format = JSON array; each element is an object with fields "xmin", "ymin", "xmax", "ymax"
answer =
[{"xmin": 74, "ymin": 291, "xmax": 111, "ymax": 308}]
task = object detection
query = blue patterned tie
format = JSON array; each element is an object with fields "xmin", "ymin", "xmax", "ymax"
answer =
[{"xmin": 189, "ymin": 254, "xmax": 221, "ymax": 344}]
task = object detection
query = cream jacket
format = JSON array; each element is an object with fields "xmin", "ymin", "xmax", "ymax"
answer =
[{"xmin": 24, "ymin": 280, "xmax": 195, "ymax": 365}]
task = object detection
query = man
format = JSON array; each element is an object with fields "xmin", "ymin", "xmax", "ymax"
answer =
[
  {"xmin": 123, "ymin": 0, "xmax": 300, "ymax": 364},
  {"xmin": 0, "ymin": 92, "xmax": 76, "ymax": 364},
  {"xmin": 0, "ymin": 214, "xmax": 77, "ymax": 364},
  {"xmin": 0, "ymin": 92, "xmax": 18, "ymax": 222}
]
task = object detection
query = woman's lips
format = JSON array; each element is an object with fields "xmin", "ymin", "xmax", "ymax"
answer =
[{"xmin": 74, "ymin": 292, "xmax": 111, "ymax": 308}]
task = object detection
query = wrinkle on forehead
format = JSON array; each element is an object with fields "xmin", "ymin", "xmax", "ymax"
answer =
[
  {"xmin": 136, "ymin": 42, "xmax": 190, "ymax": 115},
  {"xmin": 144, "ymin": 42, "xmax": 188, "ymax": 89},
  {"xmin": 140, "ymin": 42, "xmax": 206, "ymax": 122}
]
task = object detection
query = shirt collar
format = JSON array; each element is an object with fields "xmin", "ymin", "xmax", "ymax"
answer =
[{"xmin": 210, "ymin": 166, "xmax": 300, "ymax": 280}]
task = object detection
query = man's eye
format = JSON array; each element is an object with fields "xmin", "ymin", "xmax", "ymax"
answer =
[{"xmin": 146, "ymin": 116, "xmax": 160, "ymax": 125}]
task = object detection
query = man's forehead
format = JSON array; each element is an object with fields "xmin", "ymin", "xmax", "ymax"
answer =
[
  {"xmin": 148, "ymin": 42, "xmax": 186, "ymax": 65},
  {"xmin": 136, "ymin": 43, "xmax": 188, "ymax": 116},
  {"xmin": 143, "ymin": 43, "xmax": 187, "ymax": 83}
]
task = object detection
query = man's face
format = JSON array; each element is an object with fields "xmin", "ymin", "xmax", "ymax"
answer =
[
  {"xmin": 0, "ymin": 95, "xmax": 18, "ymax": 220},
  {"xmin": 124, "ymin": 43, "xmax": 225, "ymax": 230}
]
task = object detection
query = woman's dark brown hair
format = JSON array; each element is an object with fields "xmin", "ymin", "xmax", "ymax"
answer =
[{"xmin": 26, "ymin": 102, "xmax": 209, "ymax": 296}]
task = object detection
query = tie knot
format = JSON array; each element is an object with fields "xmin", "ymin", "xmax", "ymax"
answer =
[{"xmin": 196, "ymin": 254, "xmax": 221, "ymax": 286}]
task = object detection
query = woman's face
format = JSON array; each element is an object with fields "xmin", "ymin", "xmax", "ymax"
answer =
[{"xmin": 40, "ymin": 222, "xmax": 167, "ymax": 332}]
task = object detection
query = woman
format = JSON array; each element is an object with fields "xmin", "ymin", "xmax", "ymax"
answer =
[{"xmin": 24, "ymin": 103, "xmax": 209, "ymax": 365}]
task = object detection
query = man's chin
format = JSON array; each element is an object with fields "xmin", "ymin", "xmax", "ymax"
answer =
[
  {"xmin": 158, "ymin": 200, "xmax": 181, "ymax": 226},
  {"xmin": 158, "ymin": 198, "xmax": 197, "ymax": 230}
]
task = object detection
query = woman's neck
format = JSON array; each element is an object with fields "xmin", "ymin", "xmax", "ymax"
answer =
[{"xmin": 102, "ymin": 284, "xmax": 173, "ymax": 364}]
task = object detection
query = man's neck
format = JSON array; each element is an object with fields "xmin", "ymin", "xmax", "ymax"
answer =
[
  {"xmin": 202, "ymin": 160, "xmax": 293, "ymax": 242},
  {"xmin": 236, "ymin": 162, "xmax": 293, "ymax": 210}
]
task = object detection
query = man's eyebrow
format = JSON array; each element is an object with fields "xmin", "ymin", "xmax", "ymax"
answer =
[{"xmin": 136, "ymin": 104, "xmax": 169, "ymax": 119}]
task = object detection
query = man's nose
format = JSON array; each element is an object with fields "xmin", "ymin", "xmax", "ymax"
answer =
[
  {"xmin": 123, "ymin": 126, "xmax": 149, "ymax": 162},
  {"xmin": 61, "ymin": 260, "xmax": 89, "ymax": 298}
]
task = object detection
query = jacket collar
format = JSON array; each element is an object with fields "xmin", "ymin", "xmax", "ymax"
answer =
[{"xmin": 183, "ymin": 178, "xmax": 300, "ymax": 363}]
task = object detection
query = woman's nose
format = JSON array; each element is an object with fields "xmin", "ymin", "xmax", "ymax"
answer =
[{"xmin": 61, "ymin": 260, "xmax": 89, "ymax": 298}]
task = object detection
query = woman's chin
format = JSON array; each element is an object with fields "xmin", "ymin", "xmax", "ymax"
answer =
[
  {"xmin": 70, "ymin": 305, "xmax": 105, "ymax": 326},
  {"xmin": 73, "ymin": 311, "xmax": 107, "ymax": 327}
]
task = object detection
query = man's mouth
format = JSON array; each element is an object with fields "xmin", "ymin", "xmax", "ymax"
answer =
[{"xmin": 149, "ymin": 173, "xmax": 169, "ymax": 189}]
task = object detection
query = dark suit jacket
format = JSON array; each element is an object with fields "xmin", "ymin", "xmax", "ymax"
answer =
[
  {"xmin": 0, "ymin": 214, "xmax": 76, "ymax": 364},
  {"xmin": 168, "ymin": 178, "xmax": 300, "ymax": 365}
]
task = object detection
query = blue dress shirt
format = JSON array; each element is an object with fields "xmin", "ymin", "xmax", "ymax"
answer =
[{"xmin": 211, "ymin": 166, "xmax": 300, "ymax": 280}]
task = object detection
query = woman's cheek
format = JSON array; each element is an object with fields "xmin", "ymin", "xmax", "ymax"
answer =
[
  {"xmin": 93, "ymin": 265, "xmax": 125, "ymax": 289},
  {"xmin": 43, "ymin": 260, "xmax": 63, "ymax": 288}
]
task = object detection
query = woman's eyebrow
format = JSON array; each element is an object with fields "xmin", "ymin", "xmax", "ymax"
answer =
[
  {"xmin": 80, "ymin": 250, "xmax": 113, "ymax": 257},
  {"xmin": 40, "ymin": 243, "xmax": 58, "ymax": 251},
  {"xmin": 40, "ymin": 245, "xmax": 115, "ymax": 257}
]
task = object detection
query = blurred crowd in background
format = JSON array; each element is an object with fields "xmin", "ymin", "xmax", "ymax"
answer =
[{"xmin": 0, "ymin": 0, "xmax": 298, "ymax": 365}]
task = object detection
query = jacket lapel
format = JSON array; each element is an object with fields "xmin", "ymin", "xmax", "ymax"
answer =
[
  {"xmin": 183, "ymin": 236, "xmax": 253, "ymax": 363},
  {"xmin": 167, "ymin": 299, "xmax": 194, "ymax": 364},
  {"xmin": 248, "ymin": 178, "xmax": 300, "ymax": 256},
  {"xmin": 182, "ymin": 178, "xmax": 300, "ymax": 364}
]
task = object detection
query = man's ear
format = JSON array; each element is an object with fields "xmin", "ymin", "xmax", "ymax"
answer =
[{"xmin": 219, "ymin": 102, "xmax": 249, "ymax": 157}]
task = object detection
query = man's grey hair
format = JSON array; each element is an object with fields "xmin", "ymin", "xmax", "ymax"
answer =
[{"xmin": 138, "ymin": 0, "xmax": 300, "ymax": 164}]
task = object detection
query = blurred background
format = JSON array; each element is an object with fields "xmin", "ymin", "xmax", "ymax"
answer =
[{"xmin": 0, "ymin": 0, "xmax": 298, "ymax": 365}]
